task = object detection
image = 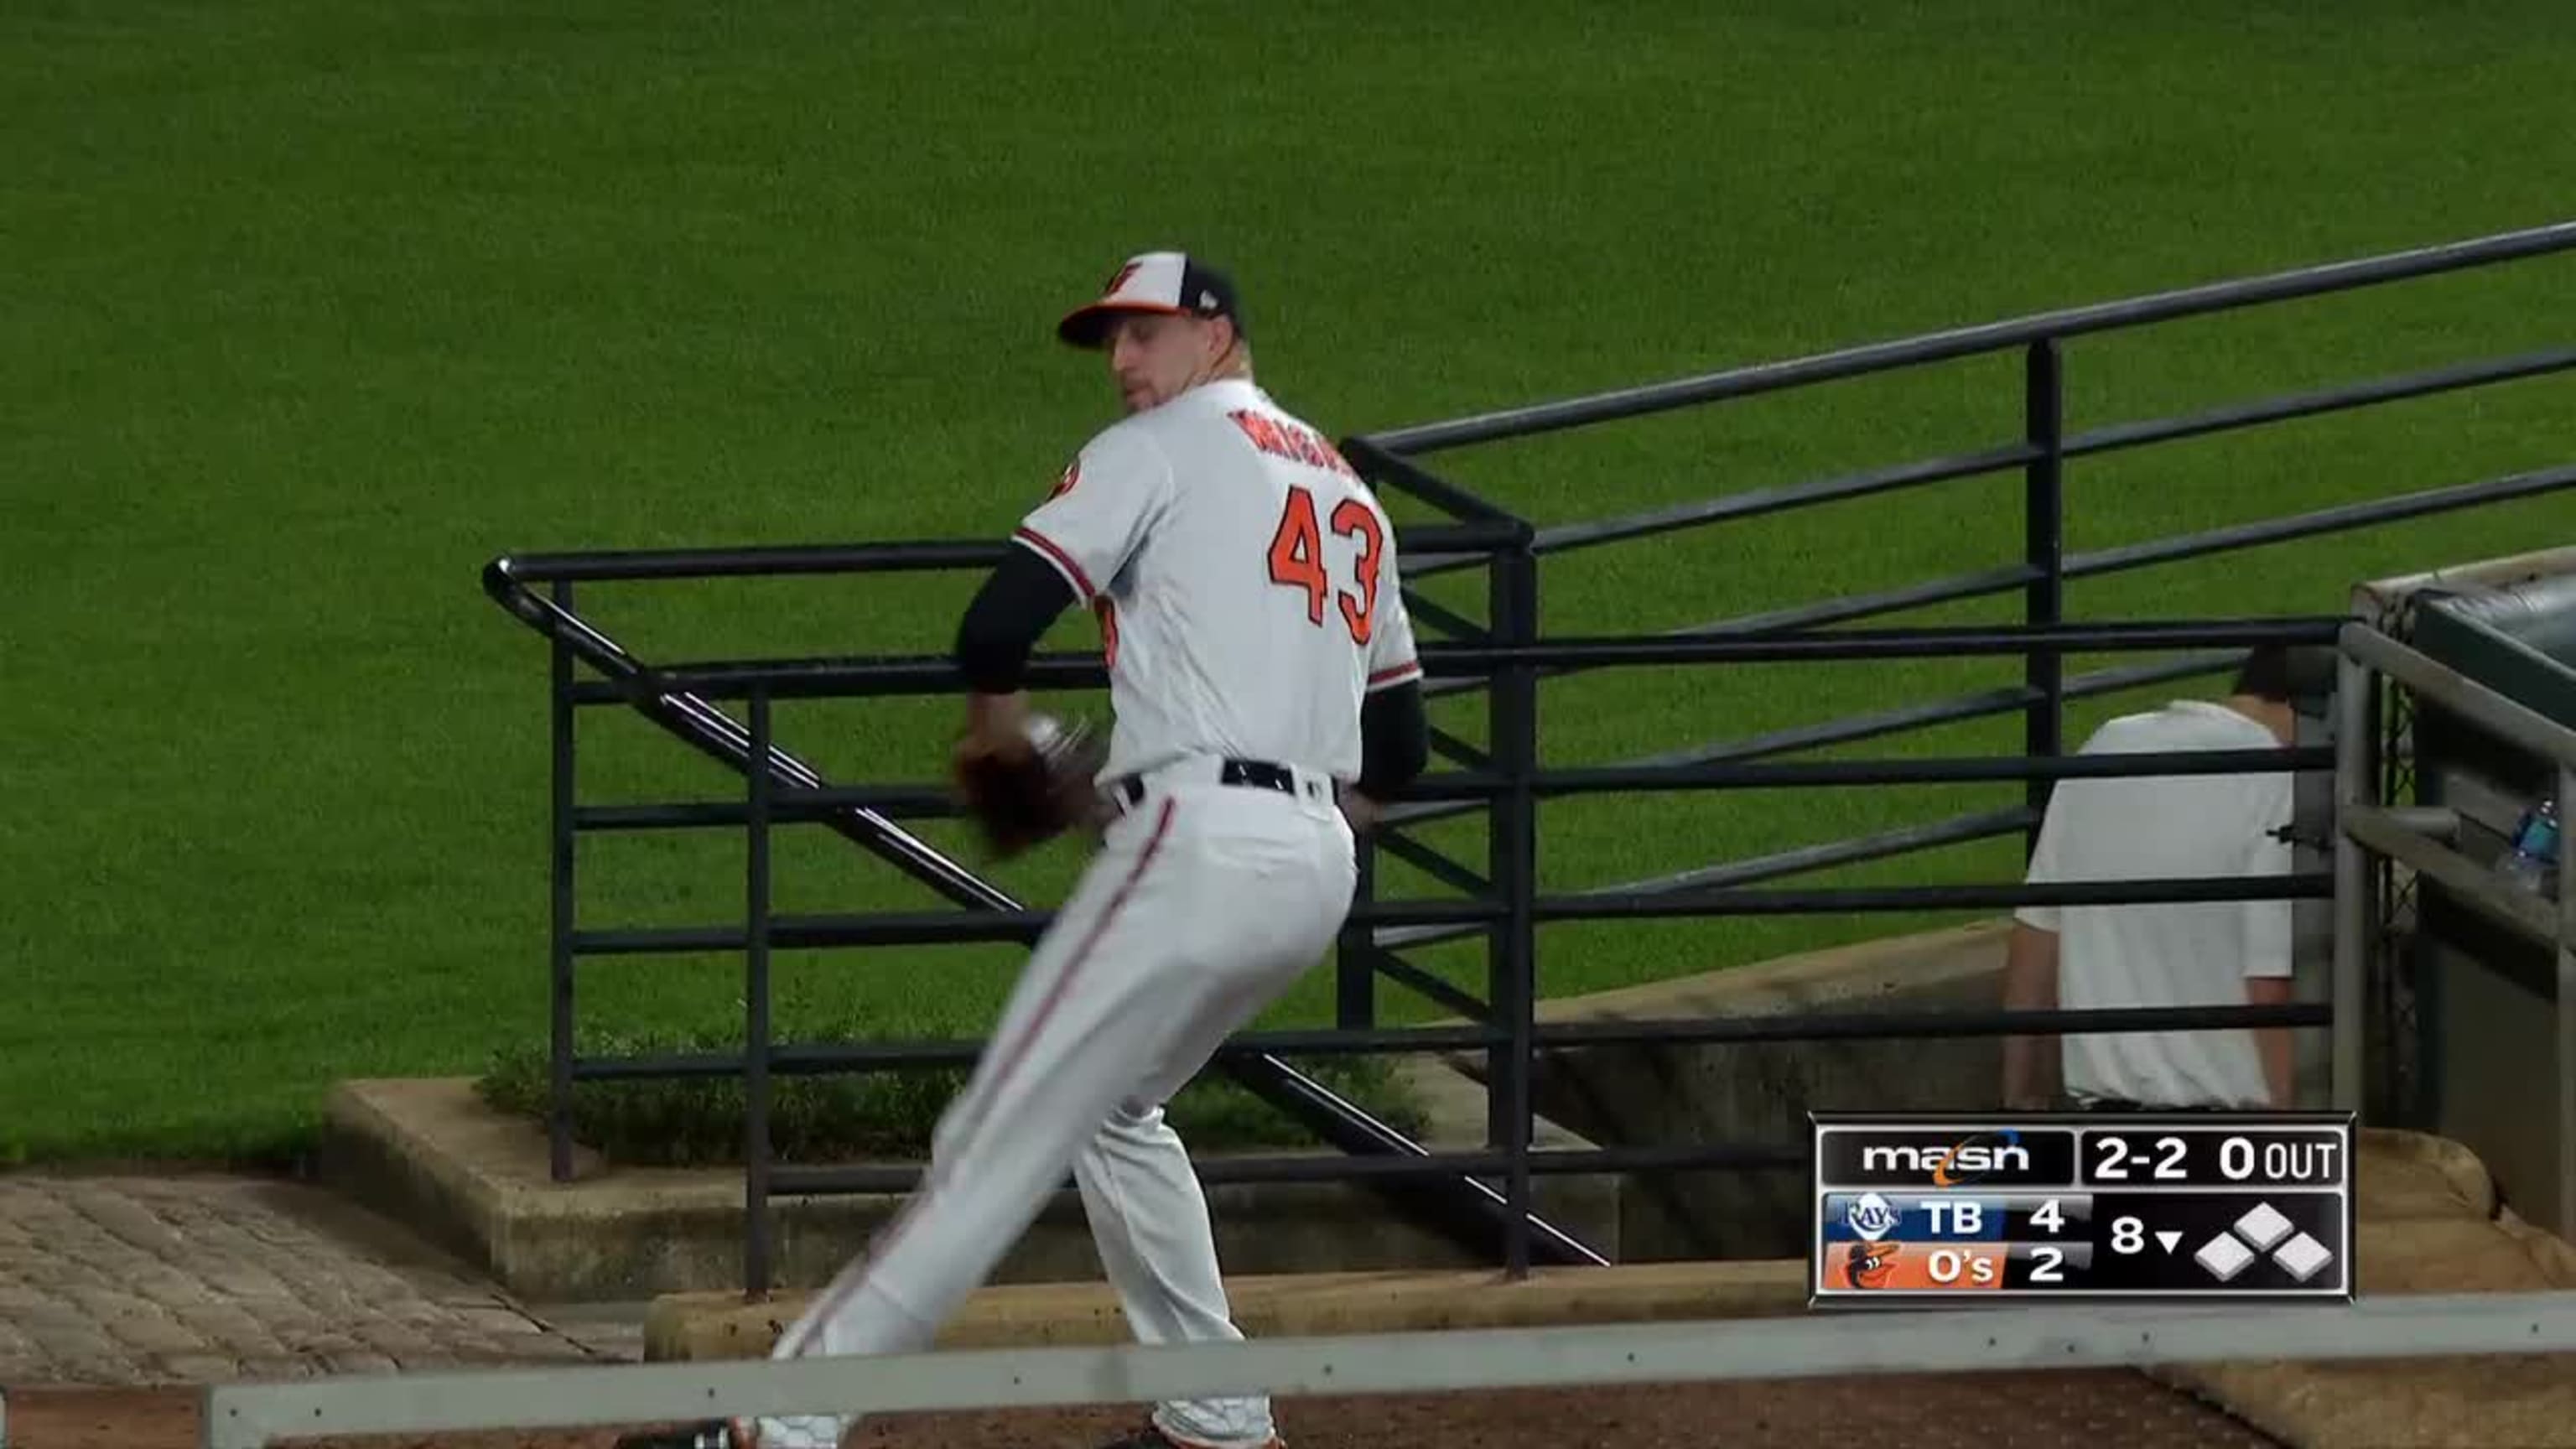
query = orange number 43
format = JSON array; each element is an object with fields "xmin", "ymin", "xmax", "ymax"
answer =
[{"xmin": 1267, "ymin": 484, "xmax": 1382, "ymax": 645}]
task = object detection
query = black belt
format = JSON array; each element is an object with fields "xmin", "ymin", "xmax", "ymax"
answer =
[{"xmin": 1114, "ymin": 758, "xmax": 1306, "ymax": 808}]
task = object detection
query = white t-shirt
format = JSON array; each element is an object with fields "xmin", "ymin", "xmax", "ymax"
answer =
[
  {"xmin": 1011, "ymin": 377, "xmax": 1421, "ymax": 785},
  {"xmin": 2016, "ymin": 699, "xmax": 2296, "ymax": 1108}
]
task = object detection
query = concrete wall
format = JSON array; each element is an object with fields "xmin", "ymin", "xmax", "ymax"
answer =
[
  {"xmin": 321, "ymin": 1060, "xmax": 1622, "ymax": 1302},
  {"xmin": 1504, "ymin": 923, "xmax": 2017, "ymax": 1261}
]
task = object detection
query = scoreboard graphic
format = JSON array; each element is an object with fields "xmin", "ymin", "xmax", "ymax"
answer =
[{"xmin": 1809, "ymin": 1111, "xmax": 2355, "ymax": 1305}]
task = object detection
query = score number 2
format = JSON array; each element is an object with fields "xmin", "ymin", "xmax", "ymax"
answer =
[{"xmin": 1269, "ymin": 484, "xmax": 1384, "ymax": 645}]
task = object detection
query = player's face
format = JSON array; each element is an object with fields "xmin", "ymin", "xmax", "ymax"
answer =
[{"xmin": 1104, "ymin": 313, "xmax": 1228, "ymax": 413}]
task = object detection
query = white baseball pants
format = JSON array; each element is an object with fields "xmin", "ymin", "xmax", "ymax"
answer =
[{"xmin": 753, "ymin": 763, "xmax": 1358, "ymax": 1449}]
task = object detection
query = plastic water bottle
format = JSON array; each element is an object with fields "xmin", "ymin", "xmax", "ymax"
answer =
[{"xmin": 2497, "ymin": 794, "xmax": 2561, "ymax": 900}]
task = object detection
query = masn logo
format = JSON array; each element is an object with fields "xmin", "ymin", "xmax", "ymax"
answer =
[{"xmin": 1858, "ymin": 1130, "xmax": 2028, "ymax": 1187}]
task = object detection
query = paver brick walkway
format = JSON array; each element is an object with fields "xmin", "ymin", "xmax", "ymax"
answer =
[{"xmin": 0, "ymin": 1173, "xmax": 605, "ymax": 1386}]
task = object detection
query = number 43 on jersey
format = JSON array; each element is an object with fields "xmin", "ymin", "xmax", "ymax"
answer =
[{"xmin": 1267, "ymin": 484, "xmax": 1383, "ymax": 645}]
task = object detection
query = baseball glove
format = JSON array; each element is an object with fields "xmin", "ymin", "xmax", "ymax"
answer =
[{"xmin": 951, "ymin": 713, "xmax": 1110, "ymax": 860}]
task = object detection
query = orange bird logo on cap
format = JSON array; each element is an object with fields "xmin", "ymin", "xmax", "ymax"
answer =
[
  {"xmin": 1844, "ymin": 1242, "xmax": 1902, "ymax": 1290},
  {"xmin": 1100, "ymin": 261, "xmax": 1143, "ymax": 298}
]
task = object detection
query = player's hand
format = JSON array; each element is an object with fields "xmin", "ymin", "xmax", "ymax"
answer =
[
  {"xmin": 1338, "ymin": 787, "xmax": 1386, "ymax": 834},
  {"xmin": 959, "ymin": 691, "xmax": 1034, "ymax": 765}
]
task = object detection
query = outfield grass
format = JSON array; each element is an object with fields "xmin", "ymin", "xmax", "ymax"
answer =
[{"xmin": 5, "ymin": 0, "xmax": 2573, "ymax": 1163}]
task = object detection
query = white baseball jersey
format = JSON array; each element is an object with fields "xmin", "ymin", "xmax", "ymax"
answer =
[{"xmin": 1010, "ymin": 377, "xmax": 1420, "ymax": 784}]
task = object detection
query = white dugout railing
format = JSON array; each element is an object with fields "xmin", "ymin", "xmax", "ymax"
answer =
[{"xmin": 187, "ymin": 1291, "xmax": 2576, "ymax": 1446}]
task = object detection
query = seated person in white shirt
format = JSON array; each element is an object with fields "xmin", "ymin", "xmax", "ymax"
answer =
[{"xmin": 2000, "ymin": 646, "xmax": 2324, "ymax": 1111}]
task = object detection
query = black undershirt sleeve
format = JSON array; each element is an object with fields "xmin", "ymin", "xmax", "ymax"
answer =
[
  {"xmin": 953, "ymin": 547, "xmax": 1079, "ymax": 693},
  {"xmin": 1357, "ymin": 678, "xmax": 1429, "ymax": 799}
]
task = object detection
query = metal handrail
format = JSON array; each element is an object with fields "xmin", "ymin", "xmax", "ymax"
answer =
[
  {"xmin": 484, "ymin": 219, "xmax": 2576, "ymax": 1290},
  {"xmin": 2333, "ymin": 620, "xmax": 2576, "ymax": 1235},
  {"xmin": 1362, "ymin": 219, "xmax": 2576, "ymax": 454},
  {"xmin": 612, "ymin": 618, "xmax": 2346, "ymax": 700}
]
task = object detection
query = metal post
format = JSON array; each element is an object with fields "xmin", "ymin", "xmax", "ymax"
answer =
[
  {"xmin": 2331, "ymin": 650, "xmax": 2375, "ymax": 1112},
  {"xmin": 1337, "ymin": 844, "xmax": 1378, "ymax": 1029},
  {"xmin": 1488, "ymin": 547, "xmax": 1541, "ymax": 1278},
  {"xmin": 745, "ymin": 688, "xmax": 776, "ymax": 1298},
  {"xmin": 2022, "ymin": 340, "xmax": 2066, "ymax": 857},
  {"xmin": 2558, "ymin": 761, "xmax": 2576, "ymax": 1242},
  {"xmin": 548, "ymin": 579, "xmax": 579, "ymax": 1183}
]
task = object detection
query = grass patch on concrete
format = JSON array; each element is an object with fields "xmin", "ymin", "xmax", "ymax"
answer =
[{"xmin": 475, "ymin": 1027, "xmax": 1431, "ymax": 1166}]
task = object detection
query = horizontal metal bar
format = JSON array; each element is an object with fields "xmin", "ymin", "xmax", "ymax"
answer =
[
  {"xmin": 574, "ymin": 802, "xmax": 753, "ymax": 831},
  {"xmin": 2343, "ymin": 802, "xmax": 2561, "ymax": 948},
  {"xmin": 488, "ymin": 520, "xmax": 1524, "ymax": 589},
  {"xmin": 766, "ymin": 1143, "xmax": 1810, "ymax": 1197},
  {"xmin": 569, "ymin": 911, "xmax": 1053, "ymax": 955},
  {"xmin": 574, "ymin": 790, "xmax": 958, "ymax": 830},
  {"xmin": 1391, "ymin": 745, "xmax": 2325, "ymax": 807},
  {"xmin": 2067, "ymin": 462, "xmax": 2576, "ymax": 581},
  {"xmin": 2345, "ymin": 621, "xmax": 2576, "ymax": 771},
  {"xmin": 1422, "ymin": 618, "xmax": 2350, "ymax": 673},
  {"xmin": 1390, "ymin": 650, "xmax": 2249, "ymax": 834},
  {"xmin": 571, "ymin": 1000, "xmax": 2327, "ymax": 1088},
  {"xmin": 572, "ymin": 872, "xmax": 2322, "ymax": 958},
  {"xmin": 576, "ymin": 654, "xmax": 1109, "ymax": 704},
  {"xmin": 1374, "ymin": 807, "xmax": 2034, "ymax": 953},
  {"xmin": 491, "ymin": 540, "xmax": 1018, "ymax": 583},
  {"xmin": 1671, "ymin": 563, "xmax": 2044, "ymax": 638},
  {"xmin": 1360, "ymin": 219, "xmax": 2576, "ymax": 454},
  {"xmin": 1422, "ymin": 562, "xmax": 2041, "ymax": 699},
  {"xmin": 572, "ymin": 1024, "xmax": 1517, "ymax": 1081},
  {"xmin": 645, "ymin": 618, "xmax": 2351, "ymax": 699},
  {"xmin": 1531, "ymin": 871, "xmax": 2331, "ymax": 922},
  {"xmin": 206, "ymin": 1291, "xmax": 2576, "ymax": 1445},
  {"xmin": 1525, "ymin": 745, "xmax": 2329, "ymax": 796},
  {"xmin": 2065, "ymin": 345, "xmax": 2576, "ymax": 460},
  {"xmin": 1530, "ymin": 443, "xmax": 2040, "ymax": 555},
  {"xmin": 570, "ymin": 899, "xmax": 1512, "ymax": 956},
  {"xmin": 2064, "ymin": 652, "xmax": 2245, "ymax": 698},
  {"xmin": 1397, "ymin": 684, "xmax": 2044, "ymax": 828},
  {"xmin": 1529, "ymin": 1000, "xmax": 2331, "ymax": 1047}
]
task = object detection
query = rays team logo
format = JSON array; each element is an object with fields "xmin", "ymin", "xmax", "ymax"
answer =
[{"xmin": 1843, "ymin": 1192, "xmax": 1899, "ymax": 1241}]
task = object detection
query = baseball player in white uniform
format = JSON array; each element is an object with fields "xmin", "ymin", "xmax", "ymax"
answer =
[{"xmin": 649, "ymin": 252, "xmax": 1431, "ymax": 1449}]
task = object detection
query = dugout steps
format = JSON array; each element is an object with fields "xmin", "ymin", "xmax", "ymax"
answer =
[{"xmin": 315, "ymin": 1061, "xmax": 1620, "ymax": 1306}]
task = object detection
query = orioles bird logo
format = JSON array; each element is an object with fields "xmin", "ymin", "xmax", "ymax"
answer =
[{"xmin": 1844, "ymin": 1241, "xmax": 1901, "ymax": 1290}]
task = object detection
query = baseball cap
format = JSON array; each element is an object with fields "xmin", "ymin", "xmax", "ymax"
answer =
[{"xmin": 1057, "ymin": 251, "xmax": 1247, "ymax": 350}]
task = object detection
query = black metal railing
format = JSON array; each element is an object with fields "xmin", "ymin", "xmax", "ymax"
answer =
[{"xmin": 484, "ymin": 217, "xmax": 2576, "ymax": 1292}]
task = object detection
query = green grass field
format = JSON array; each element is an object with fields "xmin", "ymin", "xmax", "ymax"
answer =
[{"xmin": 7, "ymin": 0, "xmax": 2574, "ymax": 1164}]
